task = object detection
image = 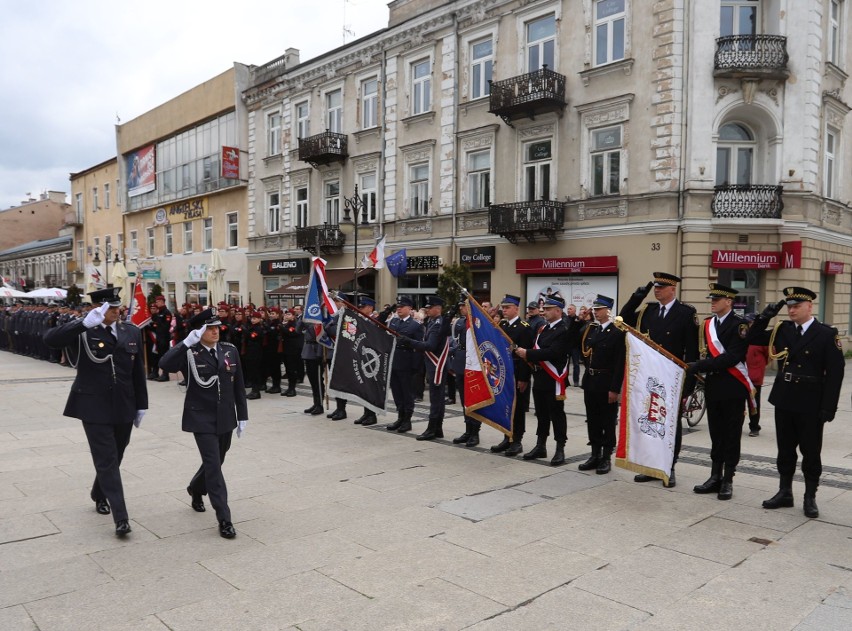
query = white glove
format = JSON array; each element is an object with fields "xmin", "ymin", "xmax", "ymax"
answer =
[
  {"xmin": 83, "ymin": 302, "xmax": 110, "ymax": 329},
  {"xmin": 237, "ymin": 420, "xmax": 247, "ymax": 438},
  {"xmin": 133, "ymin": 410, "xmax": 146, "ymax": 428},
  {"xmin": 183, "ymin": 325, "xmax": 206, "ymax": 347}
]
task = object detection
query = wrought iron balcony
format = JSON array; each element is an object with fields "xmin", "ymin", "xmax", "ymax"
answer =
[
  {"xmin": 488, "ymin": 200, "xmax": 566, "ymax": 244},
  {"xmin": 298, "ymin": 130, "xmax": 348, "ymax": 168},
  {"xmin": 296, "ymin": 224, "xmax": 346, "ymax": 255},
  {"xmin": 711, "ymin": 185, "xmax": 783, "ymax": 219},
  {"xmin": 488, "ymin": 66, "xmax": 567, "ymax": 127},
  {"xmin": 714, "ymin": 35, "xmax": 789, "ymax": 79}
]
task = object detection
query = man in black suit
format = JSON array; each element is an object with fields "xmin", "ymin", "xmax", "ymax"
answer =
[
  {"xmin": 43, "ymin": 287, "xmax": 148, "ymax": 537},
  {"xmin": 619, "ymin": 271, "xmax": 699, "ymax": 487},
  {"xmin": 578, "ymin": 295, "xmax": 625, "ymax": 474},
  {"xmin": 386, "ymin": 297, "xmax": 424, "ymax": 433},
  {"xmin": 159, "ymin": 308, "xmax": 248, "ymax": 539},
  {"xmin": 514, "ymin": 296, "xmax": 571, "ymax": 466},
  {"xmin": 688, "ymin": 284, "xmax": 750, "ymax": 500},
  {"xmin": 747, "ymin": 287, "xmax": 845, "ymax": 518}
]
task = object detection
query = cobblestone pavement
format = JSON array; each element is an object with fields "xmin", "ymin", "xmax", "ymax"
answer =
[{"xmin": 2, "ymin": 353, "xmax": 852, "ymax": 630}]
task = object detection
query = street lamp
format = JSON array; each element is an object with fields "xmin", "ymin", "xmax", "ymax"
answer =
[
  {"xmin": 92, "ymin": 244, "xmax": 121, "ymax": 288},
  {"xmin": 339, "ymin": 185, "xmax": 373, "ymax": 301}
]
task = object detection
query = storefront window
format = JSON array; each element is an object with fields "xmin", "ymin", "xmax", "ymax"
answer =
[{"xmin": 718, "ymin": 268, "xmax": 759, "ymax": 316}]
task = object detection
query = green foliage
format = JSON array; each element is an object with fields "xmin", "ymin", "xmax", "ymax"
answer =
[
  {"xmin": 66, "ymin": 283, "xmax": 83, "ymax": 307},
  {"xmin": 437, "ymin": 263, "xmax": 473, "ymax": 308},
  {"xmin": 147, "ymin": 283, "xmax": 163, "ymax": 305}
]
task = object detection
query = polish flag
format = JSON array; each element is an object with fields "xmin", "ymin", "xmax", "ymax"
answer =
[{"xmin": 360, "ymin": 235, "xmax": 386, "ymax": 270}]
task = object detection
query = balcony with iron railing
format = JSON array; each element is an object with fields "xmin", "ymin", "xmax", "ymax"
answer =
[
  {"xmin": 487, "ymin": 200, "xmax": 566, "ymax": 244},
  {"xmin": 714, "ymin": 35, "xmax": 789, "ymax": 80},
  {"xmin": 298, "ymin": 131, "xmax": 349, "ymax": 169},
  {"xmin": 295, "ymin": 224, "xmax": 346, "ymax": 255},
  {"xmin": 488, "ymin": 66, "xmax": 567, "ymax": 127},
  {"xmin": 711, "ymin": 184, "xmax": 783, "ymax": 219}
]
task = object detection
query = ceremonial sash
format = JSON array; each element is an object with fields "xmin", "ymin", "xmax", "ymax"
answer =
[
  {"xmin": 704, "ymin": 319, "xmax": 757, "ymax": 412},
  {"xmin": 426, "ymin": 337, "xmax": 450, "ymax": 385},
  {"xmin": 533, "ymin": 328, "xmax": 567, "ymax": 400}
]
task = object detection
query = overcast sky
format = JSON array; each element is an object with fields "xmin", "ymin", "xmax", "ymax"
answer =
[{"xmin": 0, "ymin": 0, "xmax": 389, "ymax": 210}]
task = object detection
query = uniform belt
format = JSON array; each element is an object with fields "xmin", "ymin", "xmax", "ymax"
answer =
[
  {"xmin": 782, "ymin": 372, "xmax": 820, "ymax": 384},
  {"xmin": 587, "ymin": 368, "xmax": 611, "ymax": 375}
]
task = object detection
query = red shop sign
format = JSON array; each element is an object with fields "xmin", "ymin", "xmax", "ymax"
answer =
[
  {"xmin": 516, "ymin": 256, "xmax": 619, "ymax": 275},
  {"xmin": 824, "ymin": 261, "xmax": 845, "ymax": 275},
  {"xmin": 712, "ymin": 250, "xmax": 781, "ymax": 269}
]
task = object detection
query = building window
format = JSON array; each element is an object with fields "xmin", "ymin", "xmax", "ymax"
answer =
[
  {"xmin": 360, "ymin": 173, "xmax": 378, "ymax": 222},
  {"xmin": 147, "ymin": 228, "xmax": 155, "ymax": 257},
  {"xmin": 117, "ymin": 234, "xmax": 124, "ymax": 259},
  {"xmin": 267, "ymin": 111, "xmax": 282, "ymax": 156},
  {"xmin": 825, "ymin": 128, "xmax": 838, "ymax": 199},
  {"xmin": 326, "ymin": 89, "xmax": 342, "ymax": 133},
  {"xmin": 165, "ymin": 225, "xmax": 173, "ymax": 255},
  {"xmin": 77, "ymin": 240, "xmax": 84, "ymax": 267},
  {"xmin": 104, "ymin": 235, "xmax": 112, "ymax": 255},
  {"xmin": 526, "ymin": 14, "xmax": 556, "ymax": 71},
  {"xmin": 471, "ymin": 38, "xmax": 493, "ymax": 99},
  {"xmin": 324, "ymin": 180, "xmax": 340, "ymax": 224},
  {"xmin": 594, "ymin": 0, "xmax": 626, "ymax": 66},
  {"xmin": 226, "ymin": 212, "xmax": 238, "ymax": 248},
  {"xmin": 183, "ymin": 222, "xmax": 193, "ymax": 253},
  {"xmin": 716, "ymin": 122, "xmax": 754, "ymax": 186},
  {"xmin": 203, "ymin": 218, "xmax": 213, "ymax": 251},
  {"xmin": 267, "ymin": 191, "xmax": 281, "ymax": 233},
  {"xmin": 295, "ymin": 101, "xmax": 310, "ymax": 139},
  {"xmin": 412, "ymin": 60, "xmax": 431, "ymax": 115},
  {"xmin": 720, "ymin": 1, "xmax": 758, "ymax": 38},
  {"xmin": 591, "ymin": 126, "xmax": 622, "ymax": 196},
  {"xmin": 185, "ymin": 282, "xmax": 208, "ymax": 305},
  {"xmin": 524, "ymin": 140, "xmax": 552, "ymax": 201},
  {"xmin": 468, "ymin": 150, "xmax": 491, "ymax": 209},
  {"xmin": 362, "ymin": 78, "xmax": 378, "ymax": 129},
  {"xmin": 92, "ymin": 187, "xmax": 99, "ymax": 211},
  {"xmin": 75, "ymin": 192, "xmax": 82, "ymax": 214},
  {"xmin": 129, "ymin": 230, "xmax": 137, "ymax": 252},
  {"xmin": 227, "ymin": 281, "xmax": 240, "ymax": 305},
  {"xmin": 104, "ymin": 183, "xmax": 111, "ymax": 209},
  {"xmin": 116, "ymin": 179, "xmax": 121, "ymax": 206},
  {"xmin": 295, "ymin": 186, "xmax": 309, "ymax": 228},
  {"xmin": 410, "ymin": 164, "xmax": 429, "ymax": 216},
  {"xmin": 829, "ymin": 0, "xmax": 842, "ymax": 65}
]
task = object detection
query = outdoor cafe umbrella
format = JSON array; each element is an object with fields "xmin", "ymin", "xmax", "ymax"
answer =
[
  {"xmin": 25, "ymin": 287, "xmax": 68, "ymax": 300},
  {"xmin": 110, "ymin": 261, "xmax": 130, "ymax": 306},
  {"xmin": 208, "ymin": 248, "xmax": 227, "ymax": 305},
  {"xmin": 0, "ymin": 286, "xmax": 27, "ymax": 299}
]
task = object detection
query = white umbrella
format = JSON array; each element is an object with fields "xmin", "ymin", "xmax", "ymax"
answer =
[
  {"xmin": 110, "ymin": 261, "xmax": 130, "ymax": 306},
  {"xmin": 25, "ymin": 287, "xmax": 67, "ymax": 299},
  {"xmin": 208, "ymin": 249, "xmax": 227, "ymax": 305},
  {"xmin": 0, "ymin": 286, "xmax": 27, "ymax": 298}
]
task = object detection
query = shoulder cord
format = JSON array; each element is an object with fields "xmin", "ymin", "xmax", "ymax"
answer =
[
  {"xmin": 767, "ymin": 321, "xmax": 788, "ymax": 364},
  {"xmin": 69, "ymin": 331, "xmax": 117, "ymax": 383},
  {"xmin": 698, "ymin": 321, "xmax": 707, "ymax": 359},
  {"xmin": 186, "ymin": 348, "xmax": 220, "ymax": 401},
  {"xmin": 581, "ymin": 325, "xmax": 594, "ymax": 359}
]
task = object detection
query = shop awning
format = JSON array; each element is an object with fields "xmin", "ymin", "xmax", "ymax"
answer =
[{"xmin": 266, "ymin": 268, "xmax": 375, "ymax": 296}]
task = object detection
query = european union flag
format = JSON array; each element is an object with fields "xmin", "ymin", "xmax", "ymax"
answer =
[{"xmin": 386, "ymin": 249, "xmax": 407, "ymax": 278}]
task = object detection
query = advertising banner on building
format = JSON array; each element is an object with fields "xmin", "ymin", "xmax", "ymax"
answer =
[
  {"xmin": 222, "ymin": 146, "xmax": 240, "ymax": 179},
  {"xmin": 525, "ymin": 276, "xmax": 618, "ymax": 312},
  {"xmin": 126, "ymin": 145, "xmax": 156, "ymax": 197}
]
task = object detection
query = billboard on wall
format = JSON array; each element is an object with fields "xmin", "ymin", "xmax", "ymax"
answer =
[
  {"xmin": 525, "ymin": 275, "xmax": 619, "ymax": 313},
  {"xmin": 222, "ymin": 146, "xmax": 240, "ymax": 179},
  {"xmin": 126, "ymin": 145, "xmax": 156, "ymax": 197}
]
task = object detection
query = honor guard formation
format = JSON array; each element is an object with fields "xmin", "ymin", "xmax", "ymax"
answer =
[{"xmin": 0, "ymin": 272, "xmax": 845, "ymax": 539}]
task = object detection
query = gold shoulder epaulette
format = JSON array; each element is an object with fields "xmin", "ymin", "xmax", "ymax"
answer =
[{"xmin": 521, "ymin": 320, "xmax": 530, "ymax": 327}]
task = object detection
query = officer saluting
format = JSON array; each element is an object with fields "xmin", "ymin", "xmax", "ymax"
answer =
[
  {"xmin": 747, "ymin": 287, "xmax": 845, "ymax": 518},
  {"xmin": 43, "ymin": 287, "xmax": 148, "ymax": 537},
  {"xmin": 159, "ymin": 308, "xmax": 248, "ymax": 539}
]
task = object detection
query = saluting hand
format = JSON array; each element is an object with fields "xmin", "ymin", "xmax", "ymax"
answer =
[
  {"xmin": 183, "ymin": 325, "xmax": 206, "ymax": 347},
  {"xmin": 83, "ymin": 302, "xmax": 110, "ymax": 329}
]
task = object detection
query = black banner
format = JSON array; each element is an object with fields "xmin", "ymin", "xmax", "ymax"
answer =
[{"xmin": 327, "ymin": 307, "xmax": 397, "ymax": 414}]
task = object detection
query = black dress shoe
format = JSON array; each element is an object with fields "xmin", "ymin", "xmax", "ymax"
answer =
[
  {"xmin": 187, "ymin": 486, "xmax": 205, "ymax": 512},
  {"xmin": 156, "ymin": 374, "xmax": 169, "ymax": 382},
  {"xmin": 693, "ymin": 476, "xmax": 721, "ymax": 494},
  {"xmin": 147, "ymin": 373, "xmax": 158, "ymax": 381},
  {"xmin": 219, "ymin": 520, "xmax": 236, "ymax": 539},
  {"xmin": 762, "ymin": 489, "xmax": 794, "ymax": 509},
  {"xmin": 803, "ymin": 495, "xmax": 819, "ymax": 518},
  {"xmin": 283, "ymin": 388, "xmax": 297, "ymax": 397},
  {"xmin": 267, "ymin": 387, "xmax": 281, "ymax": 394},
  {"xmin": 361, "ymin": 414, "xmax": 377, "ymax": 426},
  {"xmin": 304, "ymin": 405, "xmax": 318, "ymax": 414},
  {"xmin": 491, "ymin": 437, "xmax": 510, "ymax": 453},
  {"xmin": 329, "ymin": 409, "xmax": 347, "ymax": 421},
  {"xmin": 465, "ymin": 434, "xmax": 479, "ymax": 448},
  {"xmin": 578, "ymin": 455, "xmax": 600, "ymax": 471},
  {"xmin": 353, "ymin": 412, "xmax": 370, "ymax": 425},
  {"xmin": 416, "ymin": 429, "xmax": 439, "ymax": 441},
  {"xmin": 326, "ymin": 410, "xmax": 336, "ymax": 418},
  {"xmin": 396, "ymin": 420, "xmax": 412, "ymax": 433},
  {"xmin": 115, "ymin": 520, "xmax": 132, "ymax": 537},
  {"xmin": 550, "ymin": 448, "xmax": 566, "ymax": 467},
  {"xmin": 309, "ymin": 406, "xmax": 324, "ymax": 416},
  {"xmin": 386, "ymin": 420, "xmax": 403, "ymax": 431},
  {"xmin": 634, "ymin": 474, "xmax": 656, "ymax": 483},
  {"xmin": 504, "ymin": 442, "xmax": 523, "ymax": 457},
  {"xmin": 717, "ymin": 481, "xmax": 733, "ymax": 500},
  {"xmin": 523, "ymin": 444, "xmax": 547, "ymax": 460},
  {"xmin": 452, "ymin": 432, "xmax": 471, "ymax": 444},
  {"xmin": 95, "ymin": 499, "xmax": 110, "ymax": 515},
  {"xmin": 444, "ymin": 398, "xmax": 456, "ymax": 405},
  {"xmin": 247, "ymin": 391, "xmax": 261, "ymax": 400},
  {"xmin": 596, "ymin": 458, "xmax": 611, "ymax": 475},
  {"xmin": 178, "ymin": 380, "xmax": 187, "ymax": 387}
]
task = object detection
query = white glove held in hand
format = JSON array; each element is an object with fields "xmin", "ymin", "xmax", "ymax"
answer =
[
  {"xmin": 134, "ymin": 410, "xmax": 146, "ymax": 428},
  {"xmin": 237, "ymin": 420, "xmax": 247, "ymax": 438},
  {"xmin": 182, "ymin": 325, "xmax": 206, "ymax": 347},
  {"xmin": 83, "ymin": 302, "xmax": 111, "ymax": 329}
]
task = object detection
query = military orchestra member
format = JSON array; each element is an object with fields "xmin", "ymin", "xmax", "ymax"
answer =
[
  {"xmin": 386, "ymin": 297, "xmax": 424, "ymax": 433},
  {"xmin": 43, "ymin": 287, "xmax": 148, "ymax": 537},
  {"xmin": 747, "ymin": 287, "xmax": 845, "ymax": 518},
  {"xmin": 578, "ymin": 295, "xmax": 625, "ymax": 474},
  {"xmin": 244, "ymin": 310, "xmax": 265, "ymax": 399}
]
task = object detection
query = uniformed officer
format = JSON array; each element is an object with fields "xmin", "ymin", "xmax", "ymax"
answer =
[
  {"xmin": 747, "ymin": 287, "xmax": 845, "ymax": 518},
  {"xmin": 386, "ymin": 297, "xmax": 424, "ymax": 433},
  {"xmin": 578, "ymin": 295, "xmax": 625, "ymax": 474},
  {"xmin": 688, "ymin": 284, "xmax": 750, "ymax": 500},
  {"xmin": 326, "ymin": 293, "xmax": 349, "ymax": 421},
  {"xmin": 280, "ymin": 308, "xmax": 303, "ymax": 397},
  {"xmin": 245, "ymin": 310, "xmax": 266, "ymax": 399},
  {"xmin": 150, "ymin": 295, "xmax": 173, "ymax": 381},
  {"xmin": 619, "ymin": 271, "xmax": 699, "ymax": 487},
  {"xmin": 159, "ymin": 308, "xmax": 248, "ymax": 539},
  {"xmin": 297, "ymin": 309, "xmax": 326, "ymax": 415},
  {"xmin": 526, "ymin": 302, "xmax": 545, "ymax": 338},
  {"xmin": 353, "ymin": 296, "xmax": 381, "ymax": 426},
  {"xmin": 43, "ymin": 287, "xmax": 148, "ymax": 537},
  {"xmin": 514, "ymin": 296, "xmax": 571, "ymax": 466},
  {"xmin": 490, "ymin": 295, "xmax": 535, "ymax": 456},
  {"xmin": 448, "ymin": 301, "xmax": 481, "ymax": 446}
]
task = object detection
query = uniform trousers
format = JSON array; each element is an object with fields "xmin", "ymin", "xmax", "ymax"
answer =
[
  {"xmin": 583, "ymin": 389, "xmax": 617, "ymax": 455},
  {"xmin": 263, "ymin": 352, "xmax": 281, "ymax": 388},
  {"xmin": 83, "ymin": 422, "xmax": 133, "ymax": 522},
  {"xmin": 390, "ymin": 370, "xmax": 415, "ymax": 417},
  {"xmin": 427, "ymin": 376, "xmax": 445, "ymax": 420},
  {"xmin": 304, "ymin": 358, "xmax": 324, "ymax": 406},
  {"xmin": 706, "ymin": 396, "xmax": 747, "ymax": 477},
  {"xmin": 512, "ymin": 386, "xmax": 530, "ymax": 439},
  {"xmin": 775, "ymin": 408, "xmax": 825, "ymax": 483},
  {"xmin": 532, "ymin": 389, "xmax": 567, "ymax": 443},
  {"xmin": 283, "ymin": 355, "xmax": 302, "ymax": 389},
  {"xmin": 190, "ymin": 432, "xmax": 232, "ymax": 522}
]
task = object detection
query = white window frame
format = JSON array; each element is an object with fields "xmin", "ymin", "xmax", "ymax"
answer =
[
  {"xmin": 359, "ymin": 172, "xmax": 379, "ymax": 222},
  {"xmin": 75, "ymin": 192, "xmax": 82, "ymax": 214},
  {"xmin": 226, "ymin": 212, "xmax": 238, "ymax": 249},
  {"xmin": 467, "ymin": 149, "xmax": 492, "ymax": 210},
  {"xmin": 525, "ymin": 13, "xmax": 557, "ymax": 72},
  {"xmin": 593, "ymin": 0, "xmax": 626, "ymax": 67},
  {"xmin": 829, "ymin": 0, "xmax": 843, "ymax": 66},
  {"xmin": 590, "ymin": 126, "xmax": 623, "ymax": 197},
  {"xmin": 324, "ymin": 180, "xmax": 341, "ymax": 224},
  {"xmin": 267, "ymin": 110, "xmax": 282, "ymax": 156},
  {"xmin": 183, "ymin": 222, "xmax": 193, "ymax": 254},
  {"xmin": 825, "ymin": 127, "xmax": 839, "ymax": 199},
  {"xmin": 129, "ymin": 230, "xmax": 138, "ymax": 251},
  {"xmin": 361, "ymin": 77, "xmax": 379, "ymax": 129},
  {"xmin": 146, "ymin": 228, "xmax": 155, "ymax": 257},
  {"xmin": 470, "ymin": 37, "xmax": 493, "ymax": 99},
  {"xmin": 411, "ymin": 59, "xmax": 432, "ymax": 115},
  {"xmin": 104, "ymin": 183, "xmax": 111, "ymax": 209},
  {"xmin": 409, "ymin": 163, "xmax": 430, "ymax": 216},
  {"xmin": 720, "ymin": 0, "xmax": 759, "ymax": 37},
  {"xmin": 203, "ymin": 218, "xmax": 213, "ymax": 251},
  {"xmin": 164, "ymin": 225, "xmax": 173, "ymax": 256},
  {"xmin": 715, "ymin": 122, "xmax": 756, "ymax": 187},
  {"xmin": 92, "ymin": 187, "xmax": 99, "ymax": 211},
  {"xmin": 523, "ymin": 139, "xmax": 553, "ymax": 201},
  {"xmin": 295, "ymin": 99, "xmax": 310, "ymax": 139},
  {"xmin": 295, "ymin": 185, "xmax": 309, "ymax": 228},
  {"xmin": 267, "ymin": 191, "xmax": 281, "ymax": 234},
  {"xmin": 326, "ymin": 88, "xmax": 343, "ymax": 133}
]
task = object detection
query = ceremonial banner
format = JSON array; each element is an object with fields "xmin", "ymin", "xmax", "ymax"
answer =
[
  {"xmin": 464, "ymin": 297, "xmax": 516, "ymax": 438},
  {"xmin": 386, "ymin": 249, "xmax": 408, "ymax": 278},
  {"xmin": 328, "ymin": 307, "xmax": 396, "ymax": 414},
  {"xmin": 615, "ymin": 328, "xmax": 685, "ymax": 484},
  {"xmin": 128, "ymin": 277, "xmax": 151, "ymax": 328},
  {"xmin": 303, "ymin": 257, "xmax": 337, "ymax": 326}
]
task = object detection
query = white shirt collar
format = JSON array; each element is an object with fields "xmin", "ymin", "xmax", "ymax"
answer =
[
  {"xmin": 659, "ymin": 298, "xmax": 677, "ymax": 311},
  {"xmin": 507, "ymin": 316, "xmax": 519, "ymax": 325},
  {"xmin": 799, "ymin": 317, "xmax": 815, "ymax": 333}
]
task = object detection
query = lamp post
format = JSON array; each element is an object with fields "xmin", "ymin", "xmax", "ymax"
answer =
[
  {"xmin": 340, "ymin": 185, "xmax": 372, "ymax": 301},
  {"xmin": 91, "ymin": 244, "xmax": 121, "ymax": 288}
]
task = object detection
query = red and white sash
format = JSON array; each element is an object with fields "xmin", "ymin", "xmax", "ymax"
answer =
[
  {"xmin": 533, "ymin": 328, "xmax": 567, "ymax": 400},
  {"xmin": 426, "ymin": 337, "xmax": 450, "ymax": 385},
  {"xmin": 704, "ymin": 319, "xmax": 757, "ymax": 412}
]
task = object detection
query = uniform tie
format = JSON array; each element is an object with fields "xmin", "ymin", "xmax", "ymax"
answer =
[
  {"xmin": 209, "ymin": 347, "xmax": 217, "ymax": 362},
  {"xmin": 104, "ymin": 325, "xmax": 116, "ymax": 341},
  {"xmin": 796, "ymin": 324, "xmax": 803, "ymax": 337},
  {"xmin": 659, "ymin": 306, "xmax": 666, "ymax": 319},
  {"xmin": 714, "ymin": 317, "xmax": 721, "ymax": 331}
]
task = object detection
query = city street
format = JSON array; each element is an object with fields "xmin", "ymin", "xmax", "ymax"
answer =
[{"xmin": 2, "ymin": 352, "xmax": 852, "ymax": 630}]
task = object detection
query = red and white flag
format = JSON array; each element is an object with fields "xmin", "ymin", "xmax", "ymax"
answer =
[
  {"xmin": 360, "ymin": 235, "xmax": 386, "ymax": 270},
  {"xmin": 128, "ymin": 278, "xmax": 151, "ymax": 328}
]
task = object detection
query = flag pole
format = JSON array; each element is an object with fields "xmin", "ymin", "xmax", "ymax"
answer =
[
  {"xmin": 335, "ymin": 296, "xmax": 401, "ymax": 337},
  {"xmin": 613, "ymin": 316, "xmax": 704, "ymax": 381}
]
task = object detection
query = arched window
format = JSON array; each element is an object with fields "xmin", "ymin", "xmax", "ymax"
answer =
[{"xmin": 716, "ymin": 122, "xmax": 755, "ymax": 186}]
